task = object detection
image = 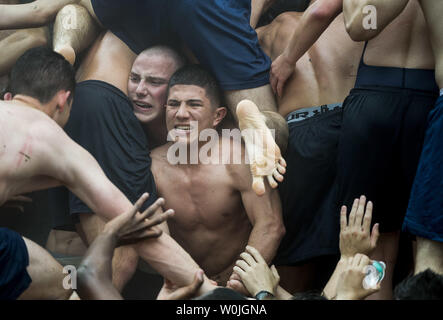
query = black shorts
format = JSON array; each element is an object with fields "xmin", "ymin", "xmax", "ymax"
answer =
[
  {"xmin": 0, "ymin": 228, "xmax": 31, "ymax": 300},
  {"xmin": 64, "ymin": 80, "xmax": 158, "ymax": 216},
  {"xmin": 91, "ymin": 0, "xmax": 271, "ymax": 91},
  {"xmin": 274, "ymin": 105, "xmax": 343, "ymax": 265},
  {"xmin": 336, "ymin": 86, "xmax": 438, "ymax": 232}
]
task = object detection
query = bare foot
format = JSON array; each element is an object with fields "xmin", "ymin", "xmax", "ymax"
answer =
[
  {"xmin": 54, "ymin": 44, "xmax": 76, "ymax": 65},
  {"xmin": 236, "ymin": 99, "xmax": 286, "ymax": 196}
]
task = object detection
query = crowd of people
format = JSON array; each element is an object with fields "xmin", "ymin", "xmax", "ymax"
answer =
[{"xmin": 0, "ymin": 0, "xmax": 442, "ymax": 300}]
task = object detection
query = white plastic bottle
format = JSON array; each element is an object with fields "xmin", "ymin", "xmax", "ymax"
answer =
[{"xmin": 363, "ymin": 261, "xmax": 386, "ymax": 290}]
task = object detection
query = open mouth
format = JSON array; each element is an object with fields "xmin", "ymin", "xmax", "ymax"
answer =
[
  {"xmin": 174, "ymin": 125, "xmax": 192, "ymax": 132},
  {"xmin": 133, "ymin": 101, "xmax": 153, "ymax": 111}
]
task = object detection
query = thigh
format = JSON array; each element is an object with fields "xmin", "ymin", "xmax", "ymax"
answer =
[{"xmin": 18, "ymin": 237, "xmax": 71, "ymax": 300}]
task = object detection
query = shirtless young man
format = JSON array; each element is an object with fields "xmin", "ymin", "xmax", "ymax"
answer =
[
  {"xmin": 0, "ymin": 47, "xmax": 174, "ymax": 299},
  {"xmin": 254, "ymin": 4, "xmax": 363, "ymax": 293},
  {"xmin": 52, "ymin": 0, "xmax": 288, "ymax": 197},
  {"xmin": 128, "ymin": 46, "xmax": 186, "ymax": 149},
  {"xmin": 44, "ymin": 6, "xmax": 218, "ymax": 294},
  {"xmin": 151, "ymin": 65, "xmax": 285, "ymax": 288},
  {"xmin": 269, "ymin": 0, "xmax": 438, "ymax": 299},
  {"xmin": 392, "ymin": 0, "xmax": 443, "ymax": 277}
]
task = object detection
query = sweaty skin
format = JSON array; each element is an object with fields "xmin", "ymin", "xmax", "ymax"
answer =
[
  {"xmin": 151, "ymin": 137, "xmax": 284, "ymax": 286},
  {"xmin": 256, "ymin": 11, "xmax": 363, "ymax": 116}
]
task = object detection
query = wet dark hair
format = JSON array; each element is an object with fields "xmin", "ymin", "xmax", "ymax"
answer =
[
  {"xmin": 291, "ymin": 290, "xmax": 328, "ymax": 300},
  {"xmin": 9, "ymin": 46, "xmax": 75, "ymax": 104},
  {"xmin": 168, "ymin": 64, "xmax": 222, "ymax": 108},
  {"xmin": 394, "ymin": 269, "xmax": 443, "ymax": 300}
]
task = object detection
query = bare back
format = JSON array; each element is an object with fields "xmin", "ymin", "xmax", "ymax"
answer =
[
  {"xmin": 0, "ymin": 102, "xmax": 62, "ymax": 205},
  {"xmin": 151, "ymin": 141, "xmax": 252, "ymax": 280},
  {"xmin": 419, "ymin": 0, "xmax": 443, "ymax": 87},
  {"xmin": 75, "ymin": 31, "xmax": 136, "ymax": 94},
  {"xmin": 364, "ymin": 0, "xmax": 434, "ymax": 71},
  {"xmin": 257, "ymin": 12, "xmax": 363, "ymax": 117}
]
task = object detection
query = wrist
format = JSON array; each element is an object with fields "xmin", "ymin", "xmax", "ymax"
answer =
[{"xmin": 254, "ymin": 290, "xmax": 274, "ymax": 300}]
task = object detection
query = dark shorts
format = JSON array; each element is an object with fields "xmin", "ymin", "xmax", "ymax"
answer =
[
  {"xmin": 91, "ymin": 0, "xmax": 271, "ymax": 91},
  {"xmin": 403, "ymin": 95, "xmax": 443, "ymax": 241},
  {"xmin": 274, "ymin": 105, "xmax": 343, "ymax": 265},
  {"xmin": 336, "ymin": 86, "xmax": 438, "ymax": 232},
  {"xmin": 0, "ymin": 228, "xmax": 31, "ymax": 300},
  {"xmin": 64, "ymin": 80, "xmax": 158, "ymax": 216}
]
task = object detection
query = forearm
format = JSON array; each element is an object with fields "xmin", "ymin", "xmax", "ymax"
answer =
[
  {"xmin": 282, "ymin": 0, "xmax": 342, "ymax": 65},
  {"xmin": 322, "ymin": 257, "xmax": 347, "ymax": 299},
  {"xmin": 247, "ymin": 220, "xmax": 284, "ymax": 264},
  {"xmin": 250, "ymin": 0, "xmax": 277, "ymax": 28},
  {"xmin": 275, "ymin": 285, "xmax": 293, "ymax": 300},
  {"xmin": 0, "ymin": 0, "xmax": 81, "ymax": 29},
  {"xmin": 77, "ymin": 232, "xmax": 121, "ymax": 300},
  {"xmin": 343, "ymin": 0, "xmax": 409, "ymax": 41},
  {"xmin": 134, "ymin": 232, "xmax": 216, "ymax": 295},
  {"xmin": 0, "ymin": 27, "xmax": 49, "ymax": 76}
]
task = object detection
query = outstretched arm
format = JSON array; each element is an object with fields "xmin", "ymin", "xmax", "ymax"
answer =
[
  {"xmin": 270, "ymin": 0, "xmax": 342, "ymax": 97},
  {"xmin": 0, "ymin": 0, "xmax": 81, "ymax": 29},
  {"xmin": 250, "ymin": 0, "xmax": 277, "ymax": 28},
  {"xmin": 77, "ymin": 193, "xmax": 173, "ymax": 300},
  {"xmin": 343, "ymin": 0, "xmax": 409, "ymax": 41},
  {"xmin": 38, "ymin": 121, "xmax": 216, "ymax": 296},
  {"xmin": 0, "ymin": 27, "xmax": 49, "ymax": 76}
]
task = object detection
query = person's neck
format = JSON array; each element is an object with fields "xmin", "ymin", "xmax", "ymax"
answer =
[
  {"xmin": 167, "ymin": 138, "xmax": 221, "ymax": 168},
  {"xmin": 12, "ymin": 95, "xmax": 45, "ymax": 112},
  {"xmin": 143, "ymin": 118, "xmax": 168, "ymax": 150}
]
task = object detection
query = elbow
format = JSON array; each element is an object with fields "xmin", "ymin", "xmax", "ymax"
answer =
[
  {"xmin": 345, "ymin": 20, "xmax": 375, "ymax": 41},
  {"xmin": 310, "ymin": 0, "xmax": 342, "ymax": 24}
]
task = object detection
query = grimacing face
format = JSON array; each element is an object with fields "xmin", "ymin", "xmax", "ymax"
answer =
[
  {"xmin": 128, "ymin": 53, "xmax": 178, "ymax": 125},
  {"xmin": 166, "ymin": 84, "xmax": 223, "ymax": 145}
]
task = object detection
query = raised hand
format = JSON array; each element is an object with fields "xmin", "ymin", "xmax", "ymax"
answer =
[
  {"xmin": 340, "ymin": 195, "xmax": 379, "ymax": 258},
  {"xmin": 103, "ymin": 193, "xmax": 174, "ymax": 245}
]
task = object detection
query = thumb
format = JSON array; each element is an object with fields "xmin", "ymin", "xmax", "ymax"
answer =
[
  {"xmin": 271, "ymin": 265, "xmax": 280, "ymax": 281},
  {"xmin": 371, "ymin": 223, "xmax": 380, "ymax": 249}
]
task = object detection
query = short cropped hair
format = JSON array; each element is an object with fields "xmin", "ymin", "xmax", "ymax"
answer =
[
  {"xmin": 9, "ymin": 46, "xmax": 75, "ymax": 104},
  {"xmin": 394, "ymin": 269, "xmax": 443, "ymax": 300},
  {"xmin": 168, "ymin": 64, "xmax": 222, "ymax": 108},
  {"xmin": 140, "ymin": 45, "xmax": 187, "ymax": 71}
]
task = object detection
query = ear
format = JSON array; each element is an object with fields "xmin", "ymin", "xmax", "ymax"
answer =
[
  {"xmin": 3, "ymin": 92, "xmax": 12, "ymax": 101},
  {"xmin": 56, "ymin": 90, "xmax": 71, "ymax": 111},
  {"xmin": 213, "ymin": 107, "xmax": 227, "ymax": 127}
]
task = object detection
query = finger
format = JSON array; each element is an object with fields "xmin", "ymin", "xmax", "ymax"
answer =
[
  {"xmin": 233, "ymin": 266, "xmax": 246, "ymax": 278},
  {"xmin": 349, "ymin": 198, "xmax": 359, "ymax": 226},
  {"xmin": 270, "ymin": 265, "xmax": 280, "ymax": 282},
  {"xmin": 136, "ymin": 197, "xmax": 165, "ymax": 222},
  {"xmin": 272, "ymin": 168, "xmax": 284, "ymax": 183},
  {"xmin": 227, "ymin": 279, "xmax": 244, "ymax": 292},
  {"xmin": 252, "ymin": 175, "xmax": 266, "ymax": 196},
  {"xmin": 355, "ymin": 195, "xmax": 366, "ymax": 227},
  {"xmin": 267, "ymin": 174, "xmax": 278, "ymax": 189},
  {"xmin": 240, "ymin": 252, "xmax": 256, "ymax": 266},
  {"xmin": 130, "ymin": 193, "xmax": 150, "ymax": 217},
  {"xmin": 362, "ymin": 200, "xmax": 373, "ymax": 233},
  {"xmin": 353, "ymin": 254, "xmax": 363, "ymax": 267},
  {"xmin": 235, "ymin": 259, "xmax": 250, "ymax": 271},
  {"xmin": 279, "ymin": 157, "xmax": 287, "ymax": 168},
  {"xmin": 119, "ymin": 228, "xmax": 163, "ymax": 245},
  {"xmin": 246, "ymin": 246, "xmax": 266, "ymax": 265},
  {"xmin": 340, "ymin": 205, "xmax": 348, "ymax": 231},
  {"xmin": 277, "ymin": 80, "xmax": 284, "ymax": 99},
  {"xmin": 276, "ymin": 162, "xmax": 286, "ymax": 175},
  {"xmin": 270, "ymin": 73, "xmax": 277, "ymax": 94},
  {"xmin": 169, "ymin": 269, "xmax": 204, "ymax": 300},
  {"xmin": 230, "ymin": 272, "xmax": 241, "ymax": 281},
  {"xmin": 128, "ymin": 209, "xmax": 173, "ymax": 235},
  {"xmin": 370, "ymin": 223, "xmax": 380, "ymax": 249},
  {"xmin": 359, "ymin": 254, "xmax": 370, "ymax": 268}
]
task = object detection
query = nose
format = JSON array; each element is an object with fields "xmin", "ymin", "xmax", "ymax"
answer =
[
  {"xmin": 136, "ymin": 80, "xmax": 148, "ymax": 96},
  {"xmin": 176, "ymin": 102, "xmax": 189, "ymax": 119}
]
